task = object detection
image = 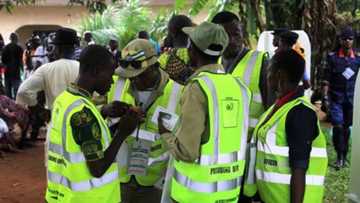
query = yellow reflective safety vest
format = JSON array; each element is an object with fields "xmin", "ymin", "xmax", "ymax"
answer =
[
  {"xmin": 46, "ymin": 91, "xmax": 120, "ymax": 203},
  {"xmin": 254, "ymin": 96, "xmax": 328, "ymax": 203},
  {"xmin": 170, "ymin": 71, "xmax": 251, "ymax": 203},
  {"xmin": 231, "ymin": 50, "xmax": 266, "ymax": 133},
  {"xmin": 222, "ymin": 50, "xmax": 266, "ymax": 197},
  {"xmin": 108, "ymin": 75, "xmax": 182, "ymax": 186}
]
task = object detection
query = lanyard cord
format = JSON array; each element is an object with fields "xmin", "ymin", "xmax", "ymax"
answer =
[{"xmin": 135, "ymin": 102, "xmax": 143, "ymax": 141}]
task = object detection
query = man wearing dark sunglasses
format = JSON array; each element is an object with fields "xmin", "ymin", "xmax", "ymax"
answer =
[
  {"xmin": 323, "ymin": 26, "xmax": 360, "ymax": 169},
  {"xmin": 103, "ymin": 39, "xmax": 182, "ymax": 203}
]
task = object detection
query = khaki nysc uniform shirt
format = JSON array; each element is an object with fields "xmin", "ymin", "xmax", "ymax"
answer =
[{"xmin": 161, "ymin": 64, "xmax": 224, "ymax": 162}]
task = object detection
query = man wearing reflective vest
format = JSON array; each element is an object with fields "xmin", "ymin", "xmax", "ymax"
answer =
[
  {"xmin": 103, "ymin": 39, "xmax": 182, "ymax": 203},
  {"xmin": 158, "ymin": 22, "xmax": 251, "ymax": 203},
  {"xmin": 253, "ymin": 50, "xmax": 328, "ymax": 203},
  {"xmin": 211, "ymin": 11, "xmax": 272, "ymax": 200},
  {"xmin": 212, "ymin": 11, "xmax": 272, "ymax": 134},
  {"xmin": 45, "ymin": 45, "xmax": 140, "ymax": 203}
]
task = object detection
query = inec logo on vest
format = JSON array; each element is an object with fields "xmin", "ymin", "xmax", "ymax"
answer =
[
  {"xmin": 226, "ymin": 103, "xmax": 234, "ymax": 111},
  {"xmin": 222, "ymin": 98, "xmax": 240, "ymax": 128}
]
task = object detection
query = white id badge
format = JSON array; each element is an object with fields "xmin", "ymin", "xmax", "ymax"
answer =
[
  {"xmin": 343, "ymin": 67, "xmax": 355, "ymax": 80},
  {"xmin": 151, "ymin": 106, "xmax": 179, "ymax": 131},
  {"xmin": 127, "ymin": 140, "xmax": 151, "ymax": 176}
]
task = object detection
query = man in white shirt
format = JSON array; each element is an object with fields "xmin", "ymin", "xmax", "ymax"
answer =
[
  {"xmin": 16, "ymin": 28, "xmax": 80, "ymax": 170},
  {"xmin": 16, "ymin": 28, "xmax": 80, "ymax": 110}
]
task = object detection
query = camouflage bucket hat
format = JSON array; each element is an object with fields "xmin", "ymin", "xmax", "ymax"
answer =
[{"xmin": 115, "ymin": 39, "xmax": 157, "ymax": 78}]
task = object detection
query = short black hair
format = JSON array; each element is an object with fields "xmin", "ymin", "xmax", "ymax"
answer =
[
  {"xmin": 10, "ymin": 33, "xmax": 18, "ymax": 41},
  {"xmin": 168, "ymin": 15, "xmax": 192, "ymax": 37},
  {"xmin": 279, "ymin": 31, "xmax": 299, "ymax": 47},
  {"xmin": 57, "ymin": 45, "xmax": 75, "ymax": 58},
  {"xmin": 79, "ymin": 45, "xmax": 114, "ymax": 73},
  {"xmin": 271, "ymin": 49, "xmax": 305, "ymax": 84},
  {"xmin": 212, "ymin": 11, "xmax": 240, "ymax": 24},
  {"xmin": 138, "ymin": 31, "xmax": 149, "ymax": 39}
]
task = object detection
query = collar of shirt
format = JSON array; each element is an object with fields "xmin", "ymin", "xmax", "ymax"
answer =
[
  {"xmin": 187, "ymin": 63, "xmax": 225, "ymax": 81},
  {"xmin": 131, "ymin": 69, "xmax": 169, "ymax": 95},
  {"xmin": 258, "ymin": 87, "xmax": 304, "ymax": 129},
  {"xmin": 222, "ymin": 48, "xmax": 250, "ymax": 73},
  {"xmin": 275, "ymin": 87, "xmax": 305, "ymax": 109},
  {"xmin": 68, "ymin": 83, "xmax": 92, "ymax": 99},
  {"xmin": 338, "ymin": 48, "xmax": 355, "ymax": 58},
  {"xmin": 130, "ymin": 69, "xmax": 170, "ymax": 109}
]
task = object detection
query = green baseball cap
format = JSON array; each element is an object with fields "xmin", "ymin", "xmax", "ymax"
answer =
[
  {"xmin": 115, "ymin": 39, "xmax": 157, "ymax": 78},
  {"xmin": 182, "ymin": 21, "xmax": 229, "ymax": 56}
]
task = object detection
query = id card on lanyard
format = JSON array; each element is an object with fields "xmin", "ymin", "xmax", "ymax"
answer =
[{"xmin": 128, "ymin": 138, "xmax": 151, "ymax": 176}]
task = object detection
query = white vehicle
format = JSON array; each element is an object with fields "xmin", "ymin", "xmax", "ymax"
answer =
[{"xmin": 348, "ymin": 72, "xmax": 360, "ymax": 203}]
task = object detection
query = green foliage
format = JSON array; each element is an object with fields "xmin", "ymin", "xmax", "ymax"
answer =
[
  {"xmin": 149, "ymin": 10, "xmax": 170, "ymax": 41},
  {"xmin": 189, "ymin": 0, "xmax": 209, "ymax": 16},
  {"xmin": 188, "ymin": 0, "xmax": 237, "ymax": 19},
  {"xmin": 1, "ymin": 0, "xmax": 123, "ymax": 13},
  {"xmin": 114, "ymin": 0, "xmax": 151, "ymax": 48},
  {"xmin": 0, "ymin": 0, "xmax": 33, "ymax": 13},
  {"xmin": 78, "ymin": 6, "xmax": 120, "ymax": 45},
  {"xmin": 78, "ymin": 0, "xmax": 151, "ymax": 49},
  {"xmin": 149, "ymin": 0, "xmax": 190, "ymax": 41},
  {"xmin": 206, "ymin": 0, "xmax": 238, "ymax": 21},
  {"xmin": 337, "ymin": 0, "xmax": 359, "ymax": 15},
  {"xmin": 174, "ymin": 0, "xmax": 187, "ymax": 12},
  {"xmin": 73, "ymin": 0, "xmax": 121, "ymax": 13}
]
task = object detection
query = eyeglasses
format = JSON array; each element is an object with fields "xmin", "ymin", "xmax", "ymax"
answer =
[{"xmin": 119, "ymin": 55, "xmax": 155, "ymax": 69}]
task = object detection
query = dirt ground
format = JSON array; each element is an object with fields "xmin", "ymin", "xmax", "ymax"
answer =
[{"xmin": 0, "ymin": 141, "xmax": 46, "ymax": 203}]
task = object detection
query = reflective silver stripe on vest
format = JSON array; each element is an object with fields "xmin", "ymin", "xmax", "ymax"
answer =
[
  {"xmin": 198, "ymin": 76, "xmax": 220, "ymax": 163},
  {"xmin": 243, "ymin": 51, "xmax": 260, "ymax": 86},
  {"xmin": 50, "ymin": 100, "xmax": 83, "ymax": 162},
  {"xmin": 109, "ymin": 79, "xmax": 127, "ymax": 126},
  {"xmin": 48, "ymin": 170, "xmax": 119, "ymax": 191},
  {"xmin": 245, "ymin": 137, "xmax": 257, "ymax": 184},
  {"xmin": 199, "ymin": 150, "xmax": 241, "ymax": 165},
  {"xmin": 48, "ymin": 142, "xmax": 86, "ymax": 163},
  {"xmin": 148, "ymin": 152, "xmax": 170, "ymax": 166},
  {"xmin": 113, "ymin": 78, "xmax": 126, "ymax": 101},
  {"xmin": 174, "ymin": 169, "xmax": 242, "ymax": 193},
  {"xmin": 167, "ymin": 82, "xmax": 181, "ymax": 113},
  {"xmin": 256, "ymin": 169, "xmax": 324, "ymax": 186},
  {"xmin": 249, "ymin": 118, "xmax": 259, "ymax": 128},
  {"xmin": 252, "ymin": 93, "xmax": 262, "ymax": 103},
  {"xmin": 234, "ymin": 78, "xmax": 250, "ymax": 162},
  {"xmin": 257, "ymin": 124, "xmax": 327, "ymax": 158}
]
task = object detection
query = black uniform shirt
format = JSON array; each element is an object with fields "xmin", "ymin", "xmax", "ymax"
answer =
[{"xmin": 285, "ymin": 89, "xmax": 319, "ymax": 170}]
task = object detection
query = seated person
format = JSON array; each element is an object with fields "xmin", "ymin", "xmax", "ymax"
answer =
[{"xmin": 0, "ymin": 91, "xmax": 29, "ymax": 148}]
